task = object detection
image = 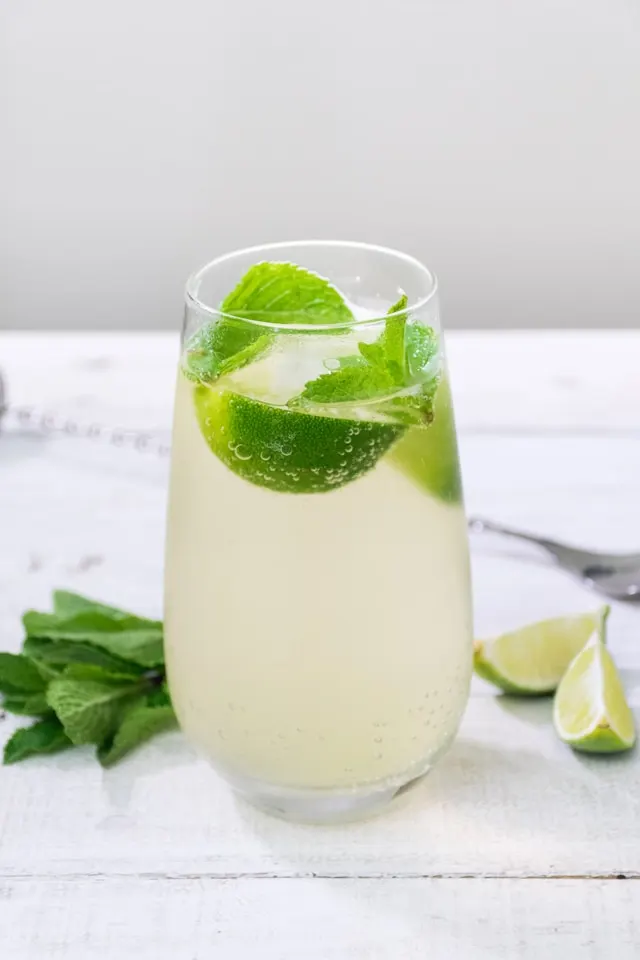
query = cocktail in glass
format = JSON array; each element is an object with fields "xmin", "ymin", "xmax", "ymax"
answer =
[{"xmin": 165, "ymin": 241, "xmax": 472, "ymax": 821}]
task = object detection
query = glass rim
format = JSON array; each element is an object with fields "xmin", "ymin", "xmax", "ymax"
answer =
[{"xmin": 184, "ymin": 240, "xmax": 439, "ymax": 332}]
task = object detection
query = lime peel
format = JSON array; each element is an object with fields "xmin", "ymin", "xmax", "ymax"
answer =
[
  {"xmin": 474, "ymin": 607, "xmax": 610, "ymax": 696},
  {"xmin": 553, "ymin": 631, "xmax": 636, "ymax": 754},
  {"xmin": 194, "ymin": 387, "xmax": 402, "ymax": 494}
]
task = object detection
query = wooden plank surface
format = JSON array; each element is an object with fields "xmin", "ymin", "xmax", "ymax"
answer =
[
  {"xmin": 3, "ymin": 877, "xmax": 638, "ymax": 960},
  {"xmin": 0, "ymin": 684, "xmax": 638, "ymax": 879},
  {"xmin": 1, "ymin": 332, "xmax": 639, "ymax": 956}
]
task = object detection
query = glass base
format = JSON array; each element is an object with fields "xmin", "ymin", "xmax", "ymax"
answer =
[{"xmin": 225, "ymin": 765, "xmax": 431, "ymax": 824}]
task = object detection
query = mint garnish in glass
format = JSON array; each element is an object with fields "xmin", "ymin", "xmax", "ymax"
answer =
[
  {"xmin": 181, "ymin": 261, "xmax": 453, "ymax": 497},
  {"xmin": 184, "ymin": 261, "xmax": 354, "ymax": 383}
]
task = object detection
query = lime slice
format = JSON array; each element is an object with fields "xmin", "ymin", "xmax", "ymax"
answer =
[
  {"xmin": 474, "ymin": 607, "xmax": 610, "ymax": 695},
  {"xmin": 387, "ymin": 377, "xmax": 462, "ymax": 503},
  {"xmin": 193, "ymin": 386, "xmax": 402, "ymax": 494},
  {"xmin": 553, "ymin": 633, "xmax": 636, "ymax": 753}
]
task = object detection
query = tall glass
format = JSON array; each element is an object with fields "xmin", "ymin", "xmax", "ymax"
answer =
[{"xmin": 164, "ymin": 241, "xmax": 472, "ymax": 822}]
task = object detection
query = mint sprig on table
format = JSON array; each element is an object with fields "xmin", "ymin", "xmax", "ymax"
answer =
[
  {"xmin": 0, "ymin": 592, "xmax": 176, "ymax": 766},
  {"xmin": 184, "ymin": 261, "xmax": 354, "ymax": 383}
]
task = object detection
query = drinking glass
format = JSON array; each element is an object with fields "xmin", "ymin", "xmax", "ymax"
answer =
[{"xmin": 164, "ymin": 241, "xmax": 473, "ymax": 822}]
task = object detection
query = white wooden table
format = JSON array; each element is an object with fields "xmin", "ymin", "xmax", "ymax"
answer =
[{"xmin": 1, "ymin": 331, "xmax": 639, "ymax": 958}]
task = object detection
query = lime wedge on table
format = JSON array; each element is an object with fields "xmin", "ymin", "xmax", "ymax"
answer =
[
  {"xmin": 193, "ymin": 386, "xmax": 402, "ymax": 494},
  {"xmin": 553, "ymin": 634, "xmax": 636, "ymax": 754},
  {"xmin": 474, "ymin": 607, "xmax": 610, "ymax": 695}
]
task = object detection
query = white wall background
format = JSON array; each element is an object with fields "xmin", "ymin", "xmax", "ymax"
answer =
[{"xmin": 3, "ymin": 0, "xmax": 640, "ymax": 331}]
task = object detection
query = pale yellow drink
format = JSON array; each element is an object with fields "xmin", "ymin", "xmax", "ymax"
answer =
[
  {"xmin": 165, "ymin": 348, "xmax": 472, "ymax": 796},
  {"xmin": 165, "ymin": 244, "xmax": 473, "ymax": 820}
]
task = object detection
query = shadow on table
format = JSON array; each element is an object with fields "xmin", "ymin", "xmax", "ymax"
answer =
[
  {"xmin": 620, "ymin": 667, "xmax": 640, "ymax": 691},
  {"xmin": 232, "ymin": 734, "xmax": 598, "ymax": 875},
  {"xmin": 494, "ymin": 694, "xmax": 553, "ymax": 728},
  {"xmin": 571, "ymin": 744, "xmax": 638, "ymax": 782}
]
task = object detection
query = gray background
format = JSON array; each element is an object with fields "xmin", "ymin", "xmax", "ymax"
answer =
[{"xmin": 3, "ymin": 0, "xmax": 640, "ymax": 331}]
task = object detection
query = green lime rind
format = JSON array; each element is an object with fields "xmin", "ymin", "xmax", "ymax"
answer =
[
  {"xmin": 472, "ymin": 654, "xmax": 544, "ymax": 697},
  {"xmin": 559, "ymin": 725, "xmax": 634, "ymax": 755},
  {"xmin": 194, "ymin": 387, "xmax": 402, "ymax": 494},
  {"xmin": 387, "ymin": 377, "xmax": 462, "ymax": 504},
  {"xmin": 553, "ymin": 634, "xmax": 636, "ymax": 754},
  {"xmin": 474, "ymin": 607, "xmax": 610, "ymax": 696},
  {"xmin": 193, "ymin": 375, "xmax": 462, "ymax": 501}
]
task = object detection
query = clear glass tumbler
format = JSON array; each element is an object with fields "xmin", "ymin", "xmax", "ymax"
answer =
[{"xmin": 164, "ymin": 241, "xmax": 473, "ymax": 822}]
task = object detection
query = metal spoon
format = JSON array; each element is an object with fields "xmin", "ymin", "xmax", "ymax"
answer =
[{"xmin": 469, "ymin": 517, "xmax": 640, "ymax": 601}]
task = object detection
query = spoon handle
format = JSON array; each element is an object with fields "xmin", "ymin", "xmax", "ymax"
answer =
[{"xmin": 468, "ymin": 517, "xmax": 566, "ymax": 558}]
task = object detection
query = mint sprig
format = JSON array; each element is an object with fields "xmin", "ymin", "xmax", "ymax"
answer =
[
  {"xmin": 98, "ymin": 691, "xmax": 176, "ymax": 767},
  {"xmin": 184, "ymin": 261, "xmax": 354, "ymax": 383},
  {"xmin": 290, "ymin": 295, "xmax": 440, "ymax": 424},
  {"xmin": 2, "ymin": 691, "xmax": 51, "ymax": 717},
  {"xmin": 0, "ymin": 652, "xmax": 47, "ymax": 694},
  {"xmin": 1, "ymin": 591, "xmax": 177, "ymax": 767},
  {"xmin": 4, "ymin": 718, "xmax": 72, "ymax": 765},
  {"xmin": 22, "ymin": 611, "xmax": 164, "ymax": 668},
  {"xmin": 46, "ymin": 675, "xmax": 146, "ymax": 745}
]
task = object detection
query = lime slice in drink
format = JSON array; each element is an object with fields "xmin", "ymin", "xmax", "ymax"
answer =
[
  {"xmin": 193, "ymin": 386, "xmax": 402, "ymax": 494},
  {"xmin": 553, "ymin": 633, "xmax": 636, "ymax": 753},
  {"xmin": 387, "ymin": 377, "xmax": 462, "ymax": 503},
  {"xmin": 474, "ymin": 607, "xmax": 610, "ymax": 695}
]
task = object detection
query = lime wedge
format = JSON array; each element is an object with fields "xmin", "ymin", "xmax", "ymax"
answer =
[
  {"xmin": 474, "ymin": 607, "xmax": 610, "ymax": 695},
  {"xmin": 553, "ymin": 633, "xmax": 636, "ymax": 753},
  {"xmin": 387, "ymin": 377, "xmax": 462, "ymax": 503},
  {"xmin": 193, "ymin": 386, "xmax": 402, "ymax": 494}
]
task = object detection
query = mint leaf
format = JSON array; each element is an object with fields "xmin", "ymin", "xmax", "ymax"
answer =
[
  {"xmin": 98, "ymin": 696, "xmax": 177, "ymax": 767},
  {"xmin": 291, "ymin": 363, "xmax": 395, "ymax": 405},
  {"xmin": 23, "ymin": 611, "xmax": 164, "ymax": 668},
  {"xmin": 216, "ymin": 333, "xmax": 273, "ymax": 377},
  {"xmin": 33, "ymin": 660, "xmax": 63, "ymax": 683},
  {"xmin": 222, "ymin": 262, "xmax": 354, "ymax": 325},
  {"xmin": 0, "ymin": 653, "xmax": 46, "ymax": 695},
  {"xmin": 291, "ymin": 294, "xmax": 440, "ymax": 422},
  {"xmin": 406, "ymin": 323, "xmax": 439, "ymax": 380},
  {"xmin": 45, "ymin": 594, "xmax": 163, "ymax": 664},
  {"xmin": 52, "ymin": 591, "xmax": 158, "ymax": 625},
  {"xmin": 2, "ymin": 591, "xmax": 177, "ymax": 766},
  {"xmin": 4, "ymin": 717, "xmax": 72, "ymax": 765},
  {"xmin": 358, "ymin": 294, "xmax": 408, "ymax": 382},
  {"xmin": 183, "ymin": 323, "xmax": 272, "ymax": 384},
  {"xmin": 62, "ymin": 663, "xmax": 150, "ymax": 684},
  {"xmin": 46, "ymin": 677, "xmax": 144, "ymax": 745},
  {"xmin": 183, "ymin": 262, "xmax": 353, "ymax": 382},
  {"xmin": 2, "ymin": 691, "xmax": 51, "ymax": 717},
  {"xmin": 147, "ymin": 682, "xmax": 172, "ymax": 707},
  {"xmin": 23, "ymin": 636, "xmax": 145, "ymax": 676}
]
